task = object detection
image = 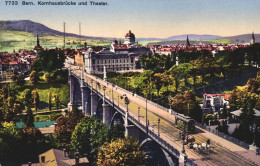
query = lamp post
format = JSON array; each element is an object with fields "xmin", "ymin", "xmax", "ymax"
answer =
[
  {"xmin": 138, "ymin": 107, "xmax": 140, "ymax": 121},
  {"xmin": 91, "ymin": 79, "xmax": 93, "ymax": 91},
  {"xmin": 181, "ymin": 131, "xmax": 186, "ymax": 154},
  {"xmin": 103, "ymin": 86, "xmax": 106, "ymax": 103},
  {"xmin": 125, "ymin": 96, "xmax": 129, "ymax": 113},
  {"xmin": 158, "ymin": 118, "xmax": 160, "ymax": 136},
  {"xmin": 250, "ymin": 124, "xmax": 259, "ymax": 146},
  {"xmin": 112, "ymin": 84, "xmax": 115, "ymax": 106}
]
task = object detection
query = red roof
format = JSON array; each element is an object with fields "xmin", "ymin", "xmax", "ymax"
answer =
[
  {"xmin": 204, "ymin": 94, "xmax": 231, "ymax": 100},
  {"xmin": 113, "ymin": 44, "xmax": 128, "ymax": 50}
]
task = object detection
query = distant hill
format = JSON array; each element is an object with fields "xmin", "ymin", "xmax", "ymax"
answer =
[
  {"xmin": 0, "ymin": 20, "xmax": 112, "ymax": 40},
  {"xmin": 222, "ymin": 34, "xmax": 260, "ymax": 43},
  {"xmin": 166, "ymin": 34, "xmax": 222, "ymax": 41},
  {"xmin": 0, "ymin": 20, "xmax": 259, "ymax": 43}
]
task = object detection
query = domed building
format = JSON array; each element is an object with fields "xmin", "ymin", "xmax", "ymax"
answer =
[{"xmin": 124, "ymin": 30, "xmax": 135, "ymax": 45}]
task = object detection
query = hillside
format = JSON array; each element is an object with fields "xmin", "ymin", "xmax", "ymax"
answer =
[
  {"xmin": 0, "ymin": 20, "xmax": 112, "ymax": 40},
  {"xmin": 222, "ymin": 33, "xmax": 260, "ymax": 43},
  {"xmin": 0, "ymin": 30, "xmax": 111, "ymax": 53}
]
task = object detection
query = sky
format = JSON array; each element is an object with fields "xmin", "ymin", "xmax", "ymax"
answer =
[{"xmin": 0, "ymin": 0, "xmax": 260, "ymax": 38}]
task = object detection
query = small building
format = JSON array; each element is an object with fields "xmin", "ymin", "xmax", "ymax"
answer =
[
  {"xmin": 74, "ymin": 52, "xmax": 85, "ymax": 69},
  {"xmin": 203, "ymin": 94, "xmax": 231, "ymax": 114},
  {"xmin": 3, "ymin": 68, "xmax": 14, "ymax": 81},
  {"xmin": 231, "ymin": 108, "xmax": 260, "ymax": 120},
  {"xmin": 22, "ymin": 149, "xmax": 89, "ymax": 166}
]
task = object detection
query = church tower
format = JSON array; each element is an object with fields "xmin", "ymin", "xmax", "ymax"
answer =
[
  {"xmin": 185, "ymin": 35, "xmax": 191, "ymax": 46},
  {"xmin": 250, "ymin": 32, "xmax": 255, "ymax": 45},
  {"xmin": 34, "ymin": 33, "xmax": 43, "ymax": 53}
]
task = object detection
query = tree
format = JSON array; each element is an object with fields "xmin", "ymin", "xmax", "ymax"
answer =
[
  {"xmin": 30, "ymin": 71, "xmax": 39, "ymax": 86},
  {"xmin": 71, "ymin": 116, "xmax": 110, "ymax": 164},
  {"xmin": 153, "ymin": 73, "xmax": 173, "ymax": 96},
  {"xmin": 97, "ymin": 137, "xmax": 145, "ymax": 166},
  {"xmin": 55, "ymin": 105, "xmax": 84, "ymax": 150},
  {"xmin": 171, "ymin": 91, "xmax": 202, "ymax": 122},
  {"xmin": 0, "ymin": 122, "xmax": 21, "ymax": 157},
  {"xmin": 22, "ymin": 89, "xmax": 32, "ymax": 107},
  {"xmin": 25, "ymin": 106, "xmax": 34, "ymax": 128},
  {"xmin": 134, "ymin": 70, "xmax": 154, "ymax": 99},
  {"xmin": 54, "ymin": 93, "xmax": 60, "ymax": 111},
  {"xmin": 48, "ymin": 91, "xmax": 52, "ymax": 111},
  {"xmin": 31, "ymin": 49, "xmax": 66, "ymax": 72},
  {"xmin": 32, "ymin": 89, "xmax": 40, "ymax": 112},
  {"xmin": 12, "ymin": 75, "xmax": 25, "ymax": 87}
]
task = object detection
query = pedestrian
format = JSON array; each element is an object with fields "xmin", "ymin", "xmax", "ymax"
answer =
[{"xmin": 207, "ymin": 139, "xmax": 211, "ymax": 145}]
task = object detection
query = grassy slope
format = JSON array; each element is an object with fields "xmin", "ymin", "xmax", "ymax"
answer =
[
  {"xmin": 14, "ymin": 80, "xmax": 70, "ymax": 111},
  {"xmin": 0, "ymin": 30, "xmax": 111, "ymax": 53}
]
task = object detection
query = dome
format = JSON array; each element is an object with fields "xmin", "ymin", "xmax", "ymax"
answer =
[{"xmin": 125, "ymin": 30, "xmax": 135, "ymax": 38}]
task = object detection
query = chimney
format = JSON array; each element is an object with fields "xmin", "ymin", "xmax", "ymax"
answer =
[
  {"xmin": 28, "ymin": 162, "xmax": 32, "ymax": 166},
  {"xmin": 41, "ymin": 156, "xmax": 45, "ymax": 163},
  {"xmin": 63, "ymin": 148, "xmax": 67, "ymax": 157},
  {"xmin": 74, "ymin": 152, "xmax": 80, "ymax": 166}
]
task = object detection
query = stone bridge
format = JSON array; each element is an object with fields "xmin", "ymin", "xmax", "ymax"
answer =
[
  {"xmin": 68, "ymin": 68, "xmax": 193, "ymax": 166},
  {"xmin": 68, "ymin": 65, "xmax": 260, "ymax": 166}
]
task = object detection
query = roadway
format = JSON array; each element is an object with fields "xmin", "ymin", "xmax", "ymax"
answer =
[{"xmin": 71, "ymin": 66, "xmax": 260, "ymax": 166}]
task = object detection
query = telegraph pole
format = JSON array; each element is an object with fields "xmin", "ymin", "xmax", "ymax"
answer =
[{"xmin": 63, "ymin": 22, "xmax": 66, "ymax": 49}]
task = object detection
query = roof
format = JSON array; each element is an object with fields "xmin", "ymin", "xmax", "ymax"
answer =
[
  {"xmin": 253, "ymin": 109, "xmax": 260, "ymax": 117},
  {"xmin": 204, "ymin": 94, "xmax": 231, "ymax": 100},
  {"xmin": 230, "ymin": 109, "xmax": 243, "ymax": 116},
  {"xmin": 125, "ymin": 30, "xmax": 135, "ymax": 38},
  {"xmin": 39, "ymin": 149, "xmax": 89, "ymax": 166},
  {"xmin": 231, "ymin": 109, "xmax": 260, "ymax": 117},
  {"xmin": 113, "ymin": 44, "xmax": 128, "ymax": 50}
]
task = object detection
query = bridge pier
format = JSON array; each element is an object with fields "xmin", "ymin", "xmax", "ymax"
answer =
[
  {"xmin": 68, "ymin": 73, "xmax": 75, "ymax": 111},
  {"xmin": 179, "ymin": 152, "xmax": 187, "ymax": 166},
  {"xmin": 91, "ymin": 92, "xmax": 98, "ymax": 116},
  {"xmin": 81, "ymin": 85, "xmax": 88, "ymax": 115},
  {"xmin": 102, "ymin": 104, "xmax": 113, "ymax": 126}
]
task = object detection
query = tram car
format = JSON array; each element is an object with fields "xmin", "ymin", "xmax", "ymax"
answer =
[{"xmin": 175, "ymin": 113, "xmax": 195, "ymax": 133}]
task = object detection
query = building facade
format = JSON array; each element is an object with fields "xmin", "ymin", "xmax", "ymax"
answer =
[{"xmin": 84, "ymin": 30, "xmax": 150, "ymax": 73}]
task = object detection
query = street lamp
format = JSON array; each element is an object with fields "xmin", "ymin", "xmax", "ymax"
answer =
[
  {"xmin": 158, "ymin": 118, "xmax": 160, "ymax": 136},
  {"xmin": 250, "ymin": 124, "xmax": 259, "ymax": 146},
  {"xmin": 138, "ymin": 107, "xmax": 140, "ymax": 121},
  {"xmin": 181, "ymin": 131, "xmax": 186, "ymax": 154},
  {"xmin": 112, "ymin": 84, "xmax": 115, "ymax": 106},
  {"xmin": 121, "ymin": 94, "xmax": 129, "ymax": 113},
  {"xmin": 103, "ymin": 86, "xmax": 106, "ymax": 102},
  {"xmin": 91, "ymin": 79, "xmax": 93, "ymax": 91}
]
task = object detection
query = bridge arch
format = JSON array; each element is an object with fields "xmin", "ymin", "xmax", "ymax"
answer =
[
  {"xmin": 110, "ymin": 112, "xmax": 125, "ymax": 128},
  {"xmin": 140, "ymin": 138, "xmax": 176, "ymax": 166},
  {"xmin": 95, "ymin": 97, "xmax": 103, "ymax": 121}
]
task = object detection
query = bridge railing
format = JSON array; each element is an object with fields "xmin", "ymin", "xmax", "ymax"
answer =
[
  {"xmin": 88, "ymin": 73, "xmax": 177, "ymax": 115},
  {"xmin": 194, "ymin": 122, "xmax": 250, "ymax": 149}
]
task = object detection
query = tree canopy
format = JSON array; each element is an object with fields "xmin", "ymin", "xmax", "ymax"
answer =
[
  {"xmin": 31, "ymin": 49, "xmax": 66, "ymax": 72},
  {"xmin": 97, "ymin": 137, "xmax": 145, "ymax": 166}
]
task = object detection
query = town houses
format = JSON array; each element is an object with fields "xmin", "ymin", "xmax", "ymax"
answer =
[
  {"xmin": 0, "ymin": 31, "xmax": 257, "ymax": 80},
  {"xmin": 0, "ymin": 50, "xmax": 37, "ymax": 81},
  {"xmin": 148, "ymin": 34, "xmax": 253, "ymax": 56}
]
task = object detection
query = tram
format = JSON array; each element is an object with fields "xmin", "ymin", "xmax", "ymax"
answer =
[{"xmin": 175, "ymin": 113, "xmax": 195, "ymax": 133}]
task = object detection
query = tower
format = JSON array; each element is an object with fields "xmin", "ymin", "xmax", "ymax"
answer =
[
  {"xmin": 34, "ymin": 33, "xmax": 43, "ymax": 53},
  {"xmin": 185, "ymin": 35, "xmax": 190, "ymax": 46},
  {"xmin": 250, "ymin": 32, "xmax": 255, "ymax": 45}
]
